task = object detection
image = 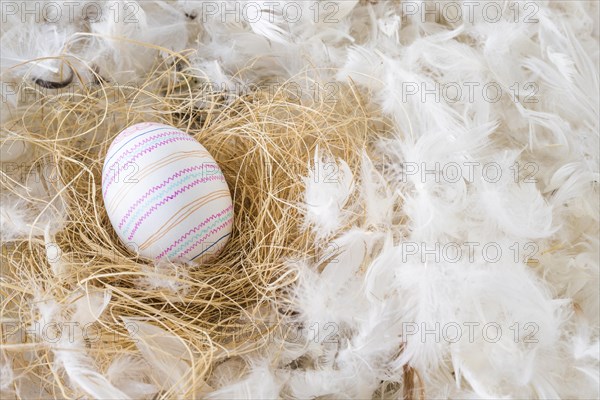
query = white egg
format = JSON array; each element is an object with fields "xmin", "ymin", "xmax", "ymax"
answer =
[{"xmin": 102, "ymin": 122, "xmax": 233, "ymax": 263}]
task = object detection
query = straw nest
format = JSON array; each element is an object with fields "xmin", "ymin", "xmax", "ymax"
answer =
[{"xmin": 1, "ymin": 50, "xmax": 386, "ymax": 397}]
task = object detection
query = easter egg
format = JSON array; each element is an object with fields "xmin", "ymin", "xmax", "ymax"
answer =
[{"xmin": 102, "ymin": 122, "xmax": 233, "ymax": 263}]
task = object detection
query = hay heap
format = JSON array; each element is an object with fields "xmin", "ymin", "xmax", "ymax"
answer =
[
  {"xmin": 0, "ymin": 53, "xmax": 383, "ymax": 398},
  {"xmin": 3, "ymin": 2, "xmax": 598, "ymax": 398}
]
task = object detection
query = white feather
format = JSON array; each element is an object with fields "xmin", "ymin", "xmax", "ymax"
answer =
[
  {"xmin": 106, "ymin": 356, "xmax": 158, "ymax": 398},
  {"xmin": 121, "ymin": 318, "xmax": 212, "ymax": 398},
  {"xmin": 302, "ymin": 147, "xmax": 355, "ymax": 240},
  {"xmin": 206, "ymin": 359, "xmax": 284, "ymax": 399}
]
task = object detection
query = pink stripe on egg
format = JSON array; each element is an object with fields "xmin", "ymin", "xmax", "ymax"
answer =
[
  {"xmin": 127, "ymin": 174, "xmax": 226, "ymax": 240},
  {"xmin": 118, "ymin": 164, "xmax": 222, "ymax": 229},
  {"xmin": 156, "ymin": 204, "xmax": 234, "ymax": 259},
  {"xmin": 175, "ymin": 217, "xmax": 233, "ymax": 260},
  {"xmin": 104, "ymin": 129, "xmax": 180, "ymax": 177},
  {"xmin": 103, "ymin": 134, "xmax": 197, "ymax": 195},
  {"xmin": 109, "ymin": 123, "xmax": 167, "ymax": 147}
]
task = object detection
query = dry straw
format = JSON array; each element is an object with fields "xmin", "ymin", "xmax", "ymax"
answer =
[{"xmin": 0, "ymin": 47, "xmax": 386, "ymax": 398}]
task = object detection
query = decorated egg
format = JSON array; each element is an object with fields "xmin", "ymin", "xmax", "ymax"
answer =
[{"xmin": 102, "ymin": 122, "xmax": 233, "ymax": 263}]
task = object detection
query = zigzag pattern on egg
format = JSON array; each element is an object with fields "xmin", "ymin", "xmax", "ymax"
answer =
[
  {"xmin": 118, "ymin": 166, "xmax": 222, "ymax": 229},
  {"xmin": 158, "ymin": 205, "xmax": 234, "ymax": 260},
  {"xmin": 105, "ymin": 136, "xmax": 193, "ymax": 194},
  {"xmin": 121, "ymin": 173, "xmax": 225, "ymax": 238},
  {"xmin": 102, "ymin": 122, "xmax": 234, "ymax": 263}
]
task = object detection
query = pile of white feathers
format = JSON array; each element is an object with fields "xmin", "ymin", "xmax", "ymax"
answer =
[{"xmin": 1, "ymin": 1, "xmax": 598, "ymax": 399}]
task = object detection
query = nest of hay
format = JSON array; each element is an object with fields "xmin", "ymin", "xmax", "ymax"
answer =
[{"xmin": 0, "ymin": 50, "xmax": 384, "ymax": 398}]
